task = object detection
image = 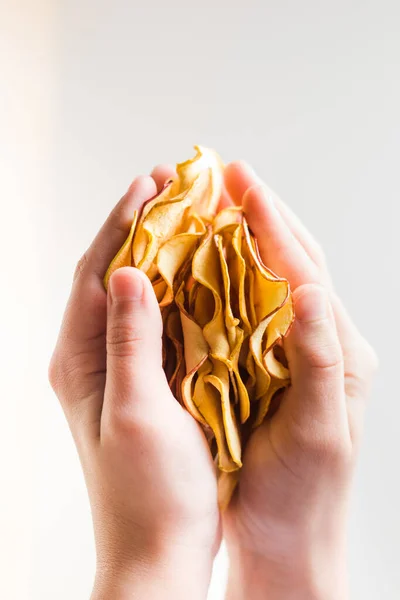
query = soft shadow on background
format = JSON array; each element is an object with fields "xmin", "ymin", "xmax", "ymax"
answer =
[{"xmin": 1, "ymin": 1, "xmax": 399, "ymax": 598}]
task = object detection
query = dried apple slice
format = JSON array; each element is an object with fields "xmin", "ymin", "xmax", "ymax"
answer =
[
  {"xmin": 103, "ymin": 210, "xmax": 138, "ymax": 288},
  {"xmin": 205, "ymin": 359, "xmax": 242, "ymax": 469},
  {"xmin": 230, "ymin": 225, "xmax": 252, "ymax": 336},
  {"xmin": 215, "ymin": 233, "xmax": 240, "ymax": 349},
  {"xmin": 193, "ymin": 364, "xmax": 238, "ymax": 472},
  {"xmin": 193, "ymin": 285, "xmax": 215, "ymax": 328},
  {"xmin": 136, "ymin": 192, "xmax": 193, "ymax": 274},
  {"xmin": 177, "ymin": 145, "xmax": 224, "ymax": 217},
  {"xmin": 264, "ymin": 348, "xmax": 290, "ymax": 380},
  {"xmin": 243, "ymin": 219, "xmax": 289, "ymax": 322},
  {"xmin": 253, "ymin": 378, "xmax": 288, "ymax": 428},
  {"xmin": 232, "ymin": 335, "xmax": 250, "ymax": 423},
  {"xmin": 249, "ymin": 315, "xmax": 273, "ymax": 400},
  {"xmin": 191, "ymin": 229, "xmax": 231, "ymax": 363},
  {"xmin": 218, "ymin": 470, "xmax": 240, "ymax": 510},
  {"xmin": 152, "ymin": 276, "xmax": 168, "ymax": 303},
  {"xmin": 165, "ymin": 309, "xmax": 185, "ymax": 393},
  {"xmin": 132, "ymin": 183, "xmax": 177, "ymax": 270},
  {"xmin": 157, "ymin": 229, "xmax": 205, "ymax": 307},
  {"xmin": 213, "ymin": 206, "xmax": 243, "ymax": 232},
  {"xmin": 264, "ymin": 295, "xmax": 294, "ymax": 352},
  {"xmin": 176, "ymin": 285, "xmax": 209, "ymax": 426}
]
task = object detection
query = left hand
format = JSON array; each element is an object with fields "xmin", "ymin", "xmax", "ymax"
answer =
[{"xmin": 49, "ymin": 168, "xmax": 221, "ymax": 600}]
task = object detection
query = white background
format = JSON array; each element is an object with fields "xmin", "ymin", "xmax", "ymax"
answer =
[{"xmin": 1, "ymin": 1, "xmax": 399, "ymax": 598}]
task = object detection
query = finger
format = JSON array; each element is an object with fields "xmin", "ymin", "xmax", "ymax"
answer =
[
  {"xmin": 282, "ymin": 284, "xmax": 348, "ymax": 436},
  {"xmin": 65, "ymin": 176, "xmax": 157, "ymax": 343},
  {"xmin": 218, "ymin": 183, "xmax": 234, "ymax": 210},
  {"xmin": 260, "ymin": 186, "xmax": 333, "ymax": 286},
  {"xmin": 243, "ymin": 184, "xmax": 320, "ymax": 290},
  {"xmin": 225, "ymin": 161, "xmax": 327, "ymax": 271},
  {"xmin": 332, "ymin": 294, "xmax": 379, "ymax": 380},
  {"xmin": 226, "ymin": 161, "xmax": 376, "ymax": 443},
  {"xmin": 330, "ymin": 293, "xmax": 378, "ymax": 442},
  {"xmin": 151, "ymin": 164, "xmax": 176, "ymax": 192},
  {"xmin": 233, "ymin": 165, "xmax": 375, "ymax": 411},
  {"xmin": 271, "ymin": 196, "xmax": 327, "ymax": 270},
  {"xmin": 102, "ymin": 267, "xmax": 174, "ymax": 435},
  {"xmin": 74, "ymin": 175, "xmax": 157, "ymax": 282},
  {"xmin": 50, "ymin": 176, "xmax": 157, "ymax": 422},
  {"xmin": 224, "ymin": 161, "xmax": 254, "ymax": 205},
  {"xmin": 226, "ymin": 166, "xmax": 373, "ymax": 361}
]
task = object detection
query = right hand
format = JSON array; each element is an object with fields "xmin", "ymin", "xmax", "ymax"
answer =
[{"xmin": 222, "ymin": 162, "xmax": 378, "ymax": 600}]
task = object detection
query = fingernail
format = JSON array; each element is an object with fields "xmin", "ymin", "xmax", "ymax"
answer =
[
  {"xmin": 109, "ymin": 268, "xmax": 144, "ymax": 301},
  {"xmin": 295, "ymin": 285, "xmax": 328, "ymax": 322}
]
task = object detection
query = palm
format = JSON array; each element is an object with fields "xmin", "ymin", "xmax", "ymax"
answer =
[
  {"xmin": 225, "ymin": 387, "xmax": 322, "ymax": 542},
  {"xmin": 156, "ymin": 393, "xmax": 220, "ymax": 518}
]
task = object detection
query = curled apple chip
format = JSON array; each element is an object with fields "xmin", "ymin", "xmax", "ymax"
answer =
[{"xmin": 104, "ymin": 145, "xmax": 294, "ymax": 509}]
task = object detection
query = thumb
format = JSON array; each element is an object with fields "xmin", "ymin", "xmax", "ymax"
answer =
[
  {"xmin": 283, "ymin": 284, "xmax": 348, "ymax": 433},
  {"xmin": 103, "ymin": 267, "xmax": 172, "ymax": 427}
]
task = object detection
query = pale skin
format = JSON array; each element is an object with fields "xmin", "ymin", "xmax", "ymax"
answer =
[{"xmin": 49, "ymin": 161, "xmax": 378, "ymax": 599}]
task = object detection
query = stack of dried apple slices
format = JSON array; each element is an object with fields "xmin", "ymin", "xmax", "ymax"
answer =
[{"xmin": 104, "ymin": 146, "xmax": 294, "ymax": 508}]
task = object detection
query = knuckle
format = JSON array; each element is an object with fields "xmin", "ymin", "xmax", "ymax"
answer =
[
  {"xmin": 300, "ymin": 430, "xmax": 352, "ymax": 467},
  {"xmin": 343, "ymin": 338, "xmax": 379, "ymax": 398},
  {"xmin": 103, "ymin": 406, "xmax": 160, "ymax": 445},
  {"xmin": 302, "ymin": 341, "xmax": 344, "ymax": 372},
  {"xmin": 48, "ymin": 348, "xmax": 90, "ymax": 401},
  {"xmin": 48, "ymin": 352, "xmax": 72, "ymax": 404},
  {"xmin": 344, "ymin": 371, "xmax": 366, "ymax": 399},
  {"xmin": 48, "ymin": 350, "xmax": 71, "ymax": 397},
  {"xmin": 106, "ymin": 324, "xmax": 143, "ymax": 357},
  {"xmin": 74, "ymin": 253, "xmax": 89, "ymax": 281}
]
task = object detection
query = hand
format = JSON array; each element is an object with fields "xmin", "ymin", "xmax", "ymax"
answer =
[
  {"xmin": 49, "ymin": 169, "xmax": 220, "ymax": 600},
  {"xmin": 222, "ymin": 163, "xmax": 378, "ymax": 600}
]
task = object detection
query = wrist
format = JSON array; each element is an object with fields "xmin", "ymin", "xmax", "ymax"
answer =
[
  {"xmin": 92, "ymin": 543, "xmax": 214, "ymax": 600},
  {"xmin": 225, "ymin": 537, "xmax": 349, "ymax": 600}
]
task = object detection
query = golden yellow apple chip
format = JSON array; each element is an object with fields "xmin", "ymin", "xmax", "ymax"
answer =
[
  {"xmin": 104, "ymin": 146, "xmax": 294, "ymax": 509},
  {"xmin": 103, "ymin": 210, "xmax": 138, "ymax": 287}
]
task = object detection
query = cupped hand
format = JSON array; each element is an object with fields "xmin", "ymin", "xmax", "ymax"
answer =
[
  {"xmin": 49, "ymin": 169, "xmax": 220, "ymax": 600},
  {"xmin": 222, "ymin": 163, "xmax": 378, "ymax": 600}
]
